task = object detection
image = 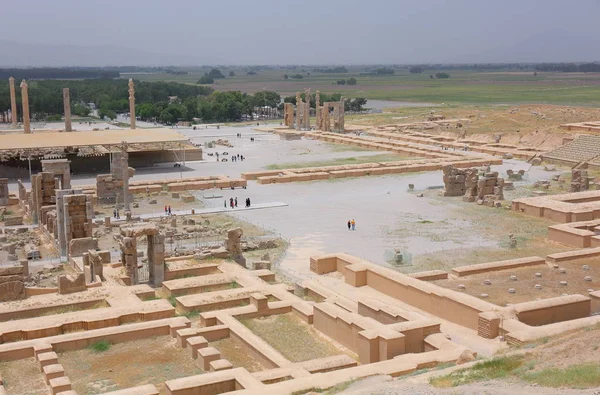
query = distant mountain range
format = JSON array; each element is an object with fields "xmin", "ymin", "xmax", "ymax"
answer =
[{"xmin": 0, "ymin": 40, "xmax": 223, "ymax": 67}]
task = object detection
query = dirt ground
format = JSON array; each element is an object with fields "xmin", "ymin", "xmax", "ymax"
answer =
[
  {"xmin": 432, "ymin": 258, "xmax": 598, "ymax": 306},
  {"xmin": 0, "ymin": 357, "xmax": 48, "ymax": 395},
  {"xmin": 353, "ymin": 104, "xmax": 600, "ymax": 151},
  {"xmin": 240, "ymin": 312, "xmax": 357, "ymax": 363},
  {"xmin": 58, "ymin": 336, "xmax": 202, "ymax": 394},
  {"xmin": 211, "ymin": 337, "xmax": 265, "ymax": 373}
]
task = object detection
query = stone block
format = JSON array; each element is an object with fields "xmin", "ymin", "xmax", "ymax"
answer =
[
  {"xmin": 176, "ymin": 328, "xmax": 198, "ymax": 348},
  {"xmin": 187, "ymin": 336, "xmax": 208, "ymax": 359},
  {"xmin": 43, "ymin": 364, "xmax": 65, "ymax": 384},
  {"xmin": 38, "ymin": 351, "xmax": 59, "ymax": 371},
  {"xmin": 209, "ymin": 359, "xmax": 233, "ymax": 372},
  {"xmin": 49, "ymin": 376, "xmax": 71, "ymax": 395},
  {"xmin": 250, "ymin": 293, "xmax": 268, "ymax": 311},
  {"xmin": 198, "ymin": 347, "xmax": 220, "ymax": 371}
]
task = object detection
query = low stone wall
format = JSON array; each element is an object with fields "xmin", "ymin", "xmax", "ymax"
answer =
[
  {"xmin": 451, "ymin": 256, "xmax": 546, "ymax": 277},
  {"xmin": 512, "ymin": 295, "xmax": 591, "ymax": 326}
]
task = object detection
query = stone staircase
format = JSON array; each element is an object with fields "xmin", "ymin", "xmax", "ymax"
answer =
[{"xmin": 543, "ymin": 135, "xmax": 600, "ymax": 165}]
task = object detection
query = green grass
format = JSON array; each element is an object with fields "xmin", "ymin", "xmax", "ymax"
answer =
[
  {"xmin": 263, "ymin": 154, "xmax": 412, "ymax": 170},
  {"xmin": 180, "ymin": 310, "xmax": 200, "ymax": 319},
  {"xmin": 120, "ymin": 67, "xmax": 600, "ymax": 106},
  {"xmin": 89, "ymin": 340, "xmax": 111, "ymax": 353},
  {"xmin": 168, "ymin": 296, "xmax": 177, "ymax": 307},
  {"xmin": 430, "ymin": 355, "xmax": 525, "ymax": 387},
  {"xmin": 522, "ymin": 364, "xmax": 600, "ymax": 389}
]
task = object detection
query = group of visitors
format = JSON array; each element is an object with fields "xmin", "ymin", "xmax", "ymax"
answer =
[
  {"xmin": 231, "ymin": 154, "xmax": 245, "ymax": 162},
  {"xmin": 164, "ymin": 205, "xmax": 172, "ymax": 215},
  {"xmin": 113, "ymin": 209, "xmax": 120, "ymax": 220},
  {"xmin": 347, "ymin": 219, "xmax": 356, "ymax": 231},
  {"xmin": 224, "ymin": 197, "xmax": 251, "ymax": 209}
]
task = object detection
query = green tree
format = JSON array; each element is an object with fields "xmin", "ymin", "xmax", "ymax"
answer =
[
  {"xmin": 409, "ymin": 66, "xmax": 424, "ymax": 74},
  {"xmin": 208, "ymin": 68, "xmax": 226, "ymax": 79},
  {"xmin": 435, "ymin": 72, "xmax": 450, "ymax": 79},
  {"xmin": 72, "ymin": 104, "xmax": 90, "ymax": 117},
  {"xmin": 229, "ymin": 71, "xmax": 235, "ymax": 77},
  {"xmin": 346, "ymin": 77, "xmax": 357, "ymax": 85},
  {"xmin": 337, "ymin": 80, "xmax": 346, "ymax": 85},
  {"xmin": 283, "ymin": 74, "xmax": 288, "ymax": 80},
  {"xmin": 198, "ymin": 75, "xmax": 214, "ymax": 84},
  {"xmin": 98, "ymin": 108, "xmax": 116, "ymax": 120}
]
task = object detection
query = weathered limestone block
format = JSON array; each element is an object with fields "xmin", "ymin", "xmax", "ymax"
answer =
[
  {"xmin": 69, "ymin": 237, "xmax": 97, "ymax": 257},
  {"xmin": 58, "ymin": 273, "xmax": 86, "ymax": 294}
]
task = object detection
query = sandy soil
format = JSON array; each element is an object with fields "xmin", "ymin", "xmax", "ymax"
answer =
[
  {"xmin": 432, "ymin": 258, "xmax": 598, "ymax": 306},
  {"xmin": 211, "ymin": 337, "xmax": 265, "ymax": 372},
  {"xmin": 240, "ymin": 312, "xmax": 357, "ymax": 363},
  {"xmin": 59, "ymin": 336, "xmax": 202, "ymax": 394},
  {"xmin": 0, "ymin": 357, "xmax": 48, "ymax": 395}
]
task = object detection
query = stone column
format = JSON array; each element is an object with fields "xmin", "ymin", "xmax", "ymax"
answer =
[
  {"xmin": 339, "ymin": 97, "xmax": 345, "ymax": 132},
  {"xmin": 20, "ymin": 80, "xmax": 31, "ymax": 134},
  {"xmin": 295, "ymin": 92, "xmax": 302, "ymax": 131},
  {"xmin": 9, "ymin": 77, "xmax": 17, "ymax": 128},
  {"xmin": 128, "ymin": 79, "xmax": 136, "ymax": 129},
  {"xmin": 304, "ymin": 88, "xmax": 311, "ymax": 130},
  {"xmin": 315, "ymin": 91, "xmax": 321, "ymax": 130},
  {"xmin": 63, "ymin": 88, "xmax": 72, "ymax": 132}
]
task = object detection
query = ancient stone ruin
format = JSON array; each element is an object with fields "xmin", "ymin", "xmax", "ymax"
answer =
[
  {"xmin": 0, "ymin": 261, "xmax": 27, "ymax": 301},
  {"xmin": 118, "ymin": 223, "xmax": 165, "ymax": 286},
  {"xmin": 571, "ymin": 162, "xmax": 590, "ymax": 192},
  {"xmin": 225, "ymin": 227, "xmax": 246, "ymax": 268},
  {"xmin": 442, "ymin": 165, "xmax": 476, "ymax": 197}
]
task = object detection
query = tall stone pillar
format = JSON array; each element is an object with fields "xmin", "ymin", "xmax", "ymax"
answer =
[
  {"xmin": 295, "ymin": 92, "xmax": 302, "ymax": 131},
  {"xmin": 20, "ymin": 80, "xmax": 31, "ymax": 134},
  {"xmin": 315, "ymin": 91, "xmax": 321, "ymax": 130},
  {"xmin": 304, "ymin": 88, "xmax": 311, "ymax": 130},
  {"xmin": 9, "ymin": 77, "xmax": 17, "ymax": 128},
  {"xmin": 63, "ymin": 88, "xmax": 72, "ymax": 132},
  {"xmin": 339, "ymin": 97, "xmax": 345, "ymax": 132},
  {"xmin": 128, "ymin": 79, "xmax": 136, "ymax": 129}
]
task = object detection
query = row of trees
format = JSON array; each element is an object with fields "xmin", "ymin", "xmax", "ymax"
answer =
[
  {"xmin": 0, "ymin": 79, "xmax": 213, "ymax": 122},
  {"xmin": 336, "ymin": 78, "xmax": 357, "ymax": 85},
  {"xmin": 0, "ymin": 77, "xmax": 366, "ymax": 123}
]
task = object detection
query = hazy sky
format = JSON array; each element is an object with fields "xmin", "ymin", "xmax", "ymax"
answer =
[{"xmin": 2, "ymin": 0, "xmax": 600, "ymax": 66}]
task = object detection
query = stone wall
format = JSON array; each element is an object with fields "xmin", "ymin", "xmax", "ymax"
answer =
[
  {"xmin": 442, "ymin": 166, "xmax": 476, "ymax": 197},
  {"xmin": 0, "ymin": 178, "xmax": 8, "ymax": 206},
  {"xmin": 0, "ymin": 263, "xmax": 26, "ymax": 301},
  {"xmin": 58, "ymin": 273, "xmax": 87, "ymax": 294},
  {"xmin": 64, "ymin": 194, "xmax": 93, "ymax": 252},
  {"xmin": 41, "ymin": 159, "xmax": 71, "ymax": 189}
]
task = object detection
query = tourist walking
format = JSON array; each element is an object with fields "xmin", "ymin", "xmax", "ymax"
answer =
[
  {"xmin": 230, "ymin": 198, "xmax": 234, "ymax": 208},
  {"xmin": 164, "ymin": 205, "xmax": 168, "ymax": 215},
  {"xmin": 168, "ymin": 206, "xmax": 171, "ymax": 215},
  {"xmin": 234, "ymin": 197, "xmax": 238, "ymax": 207},
  {"xmin": 113, "ymin": 209, "xmax": 117, "ymax": 219},
  {"xmin": 247, "ymin": 198, "xmax": 251, "ymax": 207},
  {"xmin": 224, "ymin": 200, "xmax": 227, "ymax": 208},
  {"xmin": 116, "ymin": 210, "xmax": 120, "ymax": 220},
  {"xmin": 347, "ymin": 220, "xmax": 351, "ymax": 230},
  {"xmin": 351, "ymin": 219, "xmax": 356, "ymax": 230}
]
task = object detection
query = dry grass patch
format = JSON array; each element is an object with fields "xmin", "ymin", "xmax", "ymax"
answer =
[{"xmin": 240, "ymin": 312, "xmax": 355, "ymax": 362}]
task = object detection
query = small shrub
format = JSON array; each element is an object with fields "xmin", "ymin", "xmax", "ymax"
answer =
[{"xmin": 90, "ymin": 340, "xmax": 111, "ymax": 352}]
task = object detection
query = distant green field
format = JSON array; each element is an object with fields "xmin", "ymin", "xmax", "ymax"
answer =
[{"xmin": 120, "ymin": 68, "xmax": 600, "ymax": 107}]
